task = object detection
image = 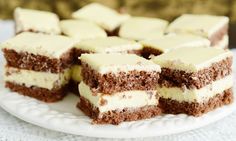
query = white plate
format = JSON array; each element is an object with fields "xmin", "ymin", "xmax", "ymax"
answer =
[
  {"xmin": 0, "ymin": 67, "xmax": 235, "ymax": 139},
  {"xmin": 0, "ymin": 21, "xmax": 235, "ymax": 138}
]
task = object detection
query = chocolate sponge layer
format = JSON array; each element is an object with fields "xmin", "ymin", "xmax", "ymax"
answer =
[
  {"xmin": 81, "ymin": 62, "xmax": 160, "ymax": 94},
  {"xmin": 5, "ymin": 81, "xmax": 68, "ymax": 102},
  {"xmin": 3, "ymin": 49, "xmax": 74, "ymax": 73},
  {"xmin": 158, "ymin": 57, "xmax": 232, "ymax": 89}
]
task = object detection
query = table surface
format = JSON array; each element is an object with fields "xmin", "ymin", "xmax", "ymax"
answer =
[{"xmin": 0, "ymin": 20, "xmax": 236, "ymax": 141}]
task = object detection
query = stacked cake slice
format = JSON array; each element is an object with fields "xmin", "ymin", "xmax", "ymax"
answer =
[
  {"xmin": 60, "ymin": 19, "xmax": 107, "ymax": 43},
  {"xmin": 71, "ymin": 36, "xmax": 143, "ymax": 93},
  {"xmin": 166, "ymin": 14, "xmax": 229, "ymax": 49},
  {"xmin": 78, "ymin": 54, "xmax": 162, "ymax": 124},
  {"xmin": 14, "ymin": 7, "xmax": 61, "ymax": 35},
  {"xmin": 152, "ymin": 47, "xmax": 233, "ymax": 116},
  {"xmin": 119, "ymin": 17, "xmax": 169, "ymax": 41},
  {"xmin": 140, "ymin": 34, "xmax": 210, "ymax": 58},
  {"xmin": 1, "ymin": 32, "xmax": 74, "ymax": 102},
  {"xmin": 72, "ymin": 3, "xmax": 130, "ymax": 35},
  {"xmin": 59, "ymin": 19, "xmax": 108, "ymax": 93}
]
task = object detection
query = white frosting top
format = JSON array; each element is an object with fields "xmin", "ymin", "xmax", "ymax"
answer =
[
  {"xmin": 152, "ymin": 47, "xmax": 232, "ymax": 72},
  {"xmin": 1, "ymin": 32, "xmax": 75, "ymax": 58},
  {"xmin": 119, "ymin": 17, "xmax": 168, "ymax": 40},
  {"xmin": 167, "ymin": 14, "xmax": 229, "ymax": 38},
  {"xmin": 79, "ymin": 81, "xmax": 158, "ymax": 113},
  {"xmin": 14, "ymin": 7, "xmax": 61, "ymax": 34},
  {"xmin": 60, "ymin": 20, "xmax": 107, "ymax": 42},
  {"xmin": 72, "ymin": 3, "xmax": 130, "ymax": 32},
  {"xmin": 76, "ymin": 36, "xmax": 143, "ymax": 53},
  {"xmin": 140, "ymin": 34, "xmax": 210, "ymax": 53},
  {"xmin": 80, "ymin": 54, "xmax": 161, "ymax": 74}
]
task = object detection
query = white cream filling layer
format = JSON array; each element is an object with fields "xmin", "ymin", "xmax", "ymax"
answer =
[
  {"xmin": 79, "ymin": 81, "xmax": 158, "ymax": 113},
  {"xmin": 4, "ymin": 67, "xmax": 71, "ymax": 90},
  {"xmin": 157, "ymin": 74, "xmax": 233, "ymax": 103},
  {"xmin": 71, "ymin": 65, "xmax": 82, "ymax": 82}
]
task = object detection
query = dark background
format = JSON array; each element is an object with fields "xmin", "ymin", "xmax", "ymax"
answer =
[{"xmin": 0, "ymin": 0, "xmax": 235, "ymax": 48}]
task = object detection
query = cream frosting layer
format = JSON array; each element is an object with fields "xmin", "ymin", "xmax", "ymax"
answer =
[
  {"xmin": 80, "ymin": 54, "xmax": 161, "ymax": 74},
  {"xmin": 71, "ymin": 65, "xmax": 82, "ymax": 82},
  {"xmin": 4, "ymin": 67, "xmax": 71, "ymax": 90},
  {"xmin": 140, "ymin": 34, "xmax": 210, "ymax": 53},
  {"xmin": 152, "ymin": 47, "xmax": 232, "ymax": 72},
  {"xmin": 167, "ymin": 14, "xmax": 229, "ymax": 38},
  {"xmin": 79, "ymin": 81, "xmax": 158, "ymax": 113},
  {"xmin": 0, "ymin": 32, "xmax": 75, "ymax": 58},
  {"xmin": 157, "ymin": 74, "xmax": 233, "ymax": 103},
  {"xmin": 213, "ymin": 35, "xmax": 229, "ymax": 49},
  {"xmin": 72, "ymin": 3, "xmax": 130, "ymax": 32},
  {"xmin": 14, "ymin": 7, "xmax": 61, "ymax": 34},
  {"xmin": 119, "ymin": 17, "xmax": 168, "ymax": 40},
  {"xmin": 60, "ymin": 20, "xmax": 107, "ymax": 42},
  {"xmin": 75, "ymin": 36, "xmax": 143, "ymax": 53}
]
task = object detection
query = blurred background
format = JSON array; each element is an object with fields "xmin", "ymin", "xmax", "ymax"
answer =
[{"xmin": 0, "ymin": 0, "xmax": 235, "ymax": 48}]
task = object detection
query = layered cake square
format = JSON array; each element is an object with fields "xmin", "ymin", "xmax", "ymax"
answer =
[
  {"xmin": 152, "ymin": 47, "xmax": 233, "ymax": 116},
  {"xmin": 75, "ymin": 36, "xmax": 143, "ymax": 56},
  {"xmin": 78, "ymin": 54, "xmax": 162, "ymax": 124},
  {"xmin": 72, "ymin": 3, "xmax": 130, "ymax": 34},
  {"xmin": 1, "ymin": 32, "xmax": 75, "ymax": 102},
  {"xmin": 141, "ymin": 34, "xmax": 210, "ymax": 58},
  {"xmin": 119, "ymin": 17, "xmax": 168, "ymax": 40},
  {"xmin": 60, "ymin": 19, "xmax": 108, "ymax": 93},
  {"xmin": 60, "ymin": 20, "xmax": 107, "ymax": 42},
  {"xmin": 71, "ymin": 37, "xmax": 143, "ymax": 90},
  {"xmin": 14, "ymin": 7, "xmax": 61, "ymax": 35},
  {"xmin": 166, "ymin": 14, "xmax": 229, "ymax": 49}
]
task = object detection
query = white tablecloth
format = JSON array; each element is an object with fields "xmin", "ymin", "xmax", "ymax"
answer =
[{"xmin": 0, "ymin": 20, "xmax": 236, "ymax": 141}]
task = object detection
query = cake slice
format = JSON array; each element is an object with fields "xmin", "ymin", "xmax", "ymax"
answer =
[
  {"xmin": 78, "ymin": 54, "xmax": 162, "ymax": 124},
  {"xmin": 80, "ymin": 54, "xmax": 160, "ymax": 93},
  {"xmin": 166, "ymin": 14, "xmax": 229, "ymax": 49},
  {"xmin": 152, "ymin": 47, "xmax": 233, "ymax": 116},
  {"xmin": 141, "ymin": 34, "xmax": 210, "ymax": 58},
  {"xmin": 72, "ymin": 3, "xmax": 130, "ymax": 34},
  {"xmin": 1, "ymin": 32, "xmax": 74, "ymax": 73},
  {"xmin": 119, "ymin": 17, "xmax": 168, "ymax": 41},
  {"xmin": 60, "ymin": 19, "xmax": 107, "ymax": 93},
  {"xmin": 1, "ymin": 32, "xmax": 75, "ymax": 102},
  {"xmin": 75, "ymin": 36, "xmax": 143, "ymax": 58},
  {"xmin": 14, "ymin": 7, "xmax": 61, "ymax": 35},
  {"xmin": 60, "ymin": 20, "xmax": 107, "ymax": 42},
  {"xmin": 71, "ymin": 37, "xmax": 143, "ymax": 90}
]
